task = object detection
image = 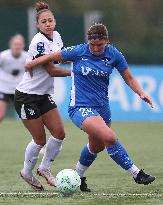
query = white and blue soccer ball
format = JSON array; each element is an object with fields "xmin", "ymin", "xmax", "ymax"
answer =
[{"xmin": 55, "ymin": 169, "xmax": 81, "ymax": 195}]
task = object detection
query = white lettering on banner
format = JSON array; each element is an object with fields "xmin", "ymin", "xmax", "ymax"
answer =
[
  {"xmin": 108, "ymin": 77, "xmax": 130, "ymax": 111},
  {"xmin": 132, "ymin": 76, "xmax": 160, "ymax": 112},
  {"xmin": 159, "ymin": 82, "xmax": 163, "ymax": 107},
  {"xmin": 109, "ymin": 75, "xmax": 162, "ymax": 113}
]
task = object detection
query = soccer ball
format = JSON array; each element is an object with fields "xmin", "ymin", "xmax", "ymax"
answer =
[{"xmin": 55, "ymin": 169, "xmax": 81, "ymax": 195}]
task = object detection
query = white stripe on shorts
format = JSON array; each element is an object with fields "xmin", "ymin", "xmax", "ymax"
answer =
[{"xmin": 21, "ymin": 104, "xmax": 27, "ymax": 119}]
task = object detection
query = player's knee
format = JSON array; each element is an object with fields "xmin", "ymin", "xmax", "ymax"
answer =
[
  {"xmin": 90, "ymin": 145, "xmax": 105, "ymax": 153},
  {"xmin": 102, "ymin": 130, "xmax": 117, "ymax": 146},
  {"xmin": 52, "ymin": 129, "xmax": 65, "ymax": 140},
  {"xmin": 34, "ymin": 138, "xmax": 46, "ymax": 146},
  {"xmin": 89, "ymin": 142, "xmax": 105, "ymax": 153},
  {"xmin": 58, "ymin": 130, "xmax": 65, "ymax": 140},
  {"xmin": 104, "ymin": 136, "xmax": 117, "ymax": 147}
]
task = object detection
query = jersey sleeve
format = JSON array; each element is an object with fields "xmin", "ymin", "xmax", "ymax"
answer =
[
  {"xmin": 114, "ymin": 49, "xmax": 128, "ymax": 72},
  {"xmin": 61, "ymin": 45, "xmax": 79, "ymax": 61},
  {"xmin": 55, "ymin": 31, "xmax": 63, "ymax": 49}
]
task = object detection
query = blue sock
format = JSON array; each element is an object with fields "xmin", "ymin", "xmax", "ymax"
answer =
[
  {"xmin": 106, "ymin": 140, "xmax": 133, "ymax": 170},
  {"xmin": 79, "ymin": 145, "xmax": 97, "ymax": 167}
]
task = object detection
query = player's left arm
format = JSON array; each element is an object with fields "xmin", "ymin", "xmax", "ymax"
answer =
[{"xmin": 120, "ymin": 68, "xmax": 154, "ymax": 108}]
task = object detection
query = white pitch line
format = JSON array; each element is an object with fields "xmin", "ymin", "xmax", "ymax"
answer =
[
  {"xmin": 93, "ymin": 193, "xmax": 163, "ymax": 197},
  {"xmin": 0, "ymin": 192, "xmax": 58, "ymax": 197},
  {"xmin": 0, "ymin": 192, "xmax": 163, "ymax": 198}
]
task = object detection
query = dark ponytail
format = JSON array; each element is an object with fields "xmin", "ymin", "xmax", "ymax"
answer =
[{"xmin": 35, "ymin": 1, "xmax": 52, "ymax": 22}]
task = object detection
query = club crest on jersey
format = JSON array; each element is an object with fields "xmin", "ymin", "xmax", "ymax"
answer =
[
  {"xmin": 101, "ymin": 57, "xmax": 111, "ymax": 66},
  {"xmin": 37, "ymin": 42, "xmax": 45, "ymax": 54}
]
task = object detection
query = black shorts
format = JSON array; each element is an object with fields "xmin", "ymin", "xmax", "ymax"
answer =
[
  {"xmin": 0, "ymin": 92, "xmax": 14, "ymax": 103},
  {"xmin": 14, "ymin": 90, "xmax": 57, "ymax": 120}
]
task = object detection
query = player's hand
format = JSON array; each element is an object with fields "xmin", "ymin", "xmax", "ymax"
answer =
[
  {"xmin": 140, "ymin": 93, "xmax": 154, "ymax": 108},
  {"xmin": 25, "ymin": 62, "xmax": 33, "ymax": 77}
]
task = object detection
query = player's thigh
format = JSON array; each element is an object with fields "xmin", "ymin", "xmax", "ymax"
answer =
[
  {"xmin": 82, "ymin": 116, "xmax": 117, "ymax": 145},
  {"xmin": 0, "ymin": 100, "xmax": 8, "ymax": 121},
  {"xmin": 22, "ymin": 117, "xmax": 46, "ymax": 146},
  {"xmin": 88, "ymin": 123, "xmax": 111, "ymax": 153},
  {"xmin": 97, "ymin": 103, "xmax": 112, "ymax": 125},
  {"xmin": 69, "ymin": 107, "xmax": 99, "ymax": 128},
  {"xmin": 88, "ymin": 135, "xmax": 105, "ymax": 153},
  {"xmin": 42, "ymin": 108, "xmax": 65, "ymax": 140}
]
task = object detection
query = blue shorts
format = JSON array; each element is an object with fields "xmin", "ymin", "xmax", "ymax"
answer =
[{"xmin": 68, "ymin": 104, "xmax": 111, "ymax": 128}]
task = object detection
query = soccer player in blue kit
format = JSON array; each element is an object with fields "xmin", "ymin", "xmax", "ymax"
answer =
[{"xmin": 25, "ymin": 23, "xmax": 156, "ymax": 192}]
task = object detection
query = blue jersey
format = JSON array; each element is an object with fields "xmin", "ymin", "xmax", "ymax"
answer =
[{"xmin": 61, "ymin": 43, "xmax": 128, "ymax": 107}]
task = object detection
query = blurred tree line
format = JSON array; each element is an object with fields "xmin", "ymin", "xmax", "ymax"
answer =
[{"xmin": 0, "ymin": 0, "xmax": 162, "ymax": 64}]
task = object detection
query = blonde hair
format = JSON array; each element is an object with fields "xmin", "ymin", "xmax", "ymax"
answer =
[{"xmin": 9, "ymin": 34, "xmax": 25, "ymax": 47}]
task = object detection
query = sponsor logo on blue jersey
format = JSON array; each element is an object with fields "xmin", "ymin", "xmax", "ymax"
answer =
[
  {"xmin": 81, "ymin": 66, "xmax": 108, "ymax": 77},
  {"xmin": 37, "ymin": 42, "xmax": 45, "ymax": 54}
]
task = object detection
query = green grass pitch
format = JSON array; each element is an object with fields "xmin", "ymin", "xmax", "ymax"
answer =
[{"xmin": 0, "ymin": 119, "xmax": 163, "ymax": 205}]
